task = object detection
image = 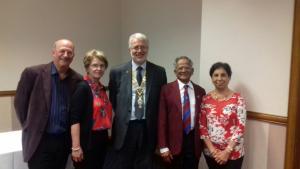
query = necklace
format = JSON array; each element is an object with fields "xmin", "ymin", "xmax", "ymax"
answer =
[{"xmin": 212, "ymin": 90, "xmax": 232, "ymax": 101}]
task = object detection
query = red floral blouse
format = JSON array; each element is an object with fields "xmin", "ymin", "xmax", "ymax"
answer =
[
  {"xmin": 200, "ymin": 92, "xmax": 246, "ymax": 160},
  {"xmin": 84, "ymin": 75, "xmax": 112, "ymax": 130}
]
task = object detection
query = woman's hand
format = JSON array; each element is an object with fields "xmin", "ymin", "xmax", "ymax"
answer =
[
  {"xmin": 214, "ymin": 150, "xmax": 230, "ymax": 165},
  {"xmin": 209, "ymin": 147, "xmax": 220, "ymax": 159},
  {"xmin": 71, "ymin": 146, "xmax": 84, "ymax": 162}
]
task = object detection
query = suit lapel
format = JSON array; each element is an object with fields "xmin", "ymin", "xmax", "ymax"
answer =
[
  {"xmin": 172, "ymin": 81, "xmax": 182, "ymax": 116},
  {"xmin": 192, "ymin": 82, "xmax": 200, "ymax": 117},
  {"xmin": 124, "ymin": 62, "xmax": 132, "ymax": 102},
  {"xmin": 42, "ymin": 63, "xmax": 52, "ymax": 112},
  {"xmin": 145, "ymin": 62, "xmax": 153, "ymax": 105}
]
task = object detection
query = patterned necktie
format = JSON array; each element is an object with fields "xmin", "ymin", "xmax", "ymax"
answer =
[
  {"xmin": 136, "ymin": 66, "xmax": 143, "ymax": 86},
  {"xmin": 183, "ymin": 84, "xmax": 191, "ymax": 134},
  {"xmin": 135, "ymin": 66, "xmax": 144, "ymax": 119}
]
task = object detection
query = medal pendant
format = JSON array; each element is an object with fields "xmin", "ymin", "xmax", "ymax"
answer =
[
  {"xmin": 136, "ymin": 88, "xmax": 144, "ymax": 109},
  {"xmin": 100, "ymin": 108, "xmax": 106, "ymax": 117},
  {"xmin": 138, "ymin": 97, "xmax": 143, "ymax": 108}
]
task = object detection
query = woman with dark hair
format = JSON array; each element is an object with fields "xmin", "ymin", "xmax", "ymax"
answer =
[
  {"xmin": 200, "ymin": 62, "xmax": 246, "ymax": 169},
  {"xmin": 70, "ymin": 49, "xmax": 112, "ymax": 169}
]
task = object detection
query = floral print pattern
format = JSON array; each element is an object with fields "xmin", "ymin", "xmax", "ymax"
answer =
[{"xmin": 200, "ymin": 93, "xmax": 246, "ymax": 160}]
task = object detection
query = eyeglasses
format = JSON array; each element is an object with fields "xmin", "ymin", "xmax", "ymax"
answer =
[
  {"xmin": 130, "ymin": 45, "xmax": 148, "ymax": 51},
  {"xmin": 90, "ymin": 64, "xmax": 106, "ymax": 69}
]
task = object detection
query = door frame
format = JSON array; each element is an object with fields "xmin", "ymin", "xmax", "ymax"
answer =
[{"xmin": 285, "ymin": 1, "xmax": 300, "ymax": 169}]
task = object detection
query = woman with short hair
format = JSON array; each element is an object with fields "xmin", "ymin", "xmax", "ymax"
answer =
[
  {"xmin": 70, "ymin": 49, "xmax": 112, "ymax": 169},
  {"xmin": 200, "ymin": 62, "xmax": 246, "ymax": 169}
]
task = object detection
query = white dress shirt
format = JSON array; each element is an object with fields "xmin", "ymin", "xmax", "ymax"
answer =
[
  {"xmin": 177, "ymin": 79, "xmax": 196, "ymax": 129},
  {"xmin": 160, "ymin": 79, "xmax": 196, "ymax": 153}
]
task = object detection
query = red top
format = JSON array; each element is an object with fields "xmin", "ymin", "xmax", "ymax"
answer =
[
  {"xmin": 84, "ymin": 75, "xmax": 112, "ymax": 130},
  {"xmin": 200, "ymin": 92, "xmax": 246, "ymax": 160}
]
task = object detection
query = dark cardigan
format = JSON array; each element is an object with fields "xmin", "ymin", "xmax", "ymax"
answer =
[{"xmin": 70, "ymin": 80, "xmax": 95, "ymax": 151}]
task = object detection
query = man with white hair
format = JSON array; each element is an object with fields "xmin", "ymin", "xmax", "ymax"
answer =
[{"xmin": 105, "ymin": 33, "xmax": 167, "ymax": 169}]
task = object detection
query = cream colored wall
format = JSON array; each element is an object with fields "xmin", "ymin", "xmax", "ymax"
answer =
[
  {"xmin": 267, "ymin": 123, "xmax": 286, "ymax": 169},
  {"xmin": 0, "ymin": 97, "xmax": 13, "ymax": 132},
  {"xmin": 0, "ymin": 0, "xmax": 121, "ymax": 90},
  {"xmin": 244, "ymin": 121, "xmax": 286, "ymax": 169},
  {"xmin": 200, "ymin": 0, "xmax": 294, "ymax": 117}
]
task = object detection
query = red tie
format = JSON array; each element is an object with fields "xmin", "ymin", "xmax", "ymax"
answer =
[{"xmin": 183, "ymin": 85, "xmax": 191, "ymax": 134}]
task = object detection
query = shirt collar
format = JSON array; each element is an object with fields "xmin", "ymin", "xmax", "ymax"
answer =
[
  {"xmin": 51, "ymin": 63, "xmax": 58, "ymax": 75},
  {"xmin": 51, "ymin": 62, "xmax": 71, "ymax": 78},
  {"xmin": 132, "ymin": 60, "xmax": 147, "ymax": 71},
  {"xmin": 177, "ymin": 79, "xmax": 193, "ymax": 90}
]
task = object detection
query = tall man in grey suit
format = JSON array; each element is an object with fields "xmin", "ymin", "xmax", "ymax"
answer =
[
  {"xmin": 14, "ymin": 39, "xmax": 82, "ymax": 169},
  {"xmin": 106, "ymin": 33, "xmax": 167, "ymax": 169}
]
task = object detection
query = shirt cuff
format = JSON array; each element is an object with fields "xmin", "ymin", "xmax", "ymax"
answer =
[{"xmin": 160, "ymin": 147, "xmax": 170, "ymax": 154}]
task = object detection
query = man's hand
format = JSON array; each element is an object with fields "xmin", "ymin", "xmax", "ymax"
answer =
[{"xmin": 160, "ymin": 150, "xmax": 173, "ymax": 163}]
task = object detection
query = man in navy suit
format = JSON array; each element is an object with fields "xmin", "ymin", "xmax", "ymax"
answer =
[
  {"xmin": 105, "ymin": 33, "xmax": 167, "ymax": 169},
  {"xmin": 158, "ymin": 56, "xmax": 205, "ymax": 169}
]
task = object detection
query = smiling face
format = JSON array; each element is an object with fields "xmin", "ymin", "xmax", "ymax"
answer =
[
  {"xmin": 129, "ymin": 38, "xmax": 148, "ymax": 65},
  {"xmin": 86, "ymin": 57, "xmax": 106, "ymax": 82},
  {"xmin": 211, "ymin": 68, "xmax": 230, "ymax": 90},
  {"xmin": 52, "ymin": 39, "xmax": 74, "ymax": 72},
  {"xmin": 174, "ymin": 58, "xmax": 194, "ymax": 84}
]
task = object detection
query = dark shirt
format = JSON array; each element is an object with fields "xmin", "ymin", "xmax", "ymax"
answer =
[{"xmin": 47, "ymin": 63, "xmax": 70, "ymax": 134}]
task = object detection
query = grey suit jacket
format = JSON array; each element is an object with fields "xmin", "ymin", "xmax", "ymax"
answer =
[
  {"xmin": 14, "ymin": 62, "xmax": 82, "ymax": 162},
  {"xmin": 109, "ymin": 61, "xmax": 167, "ymax": 151}
]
